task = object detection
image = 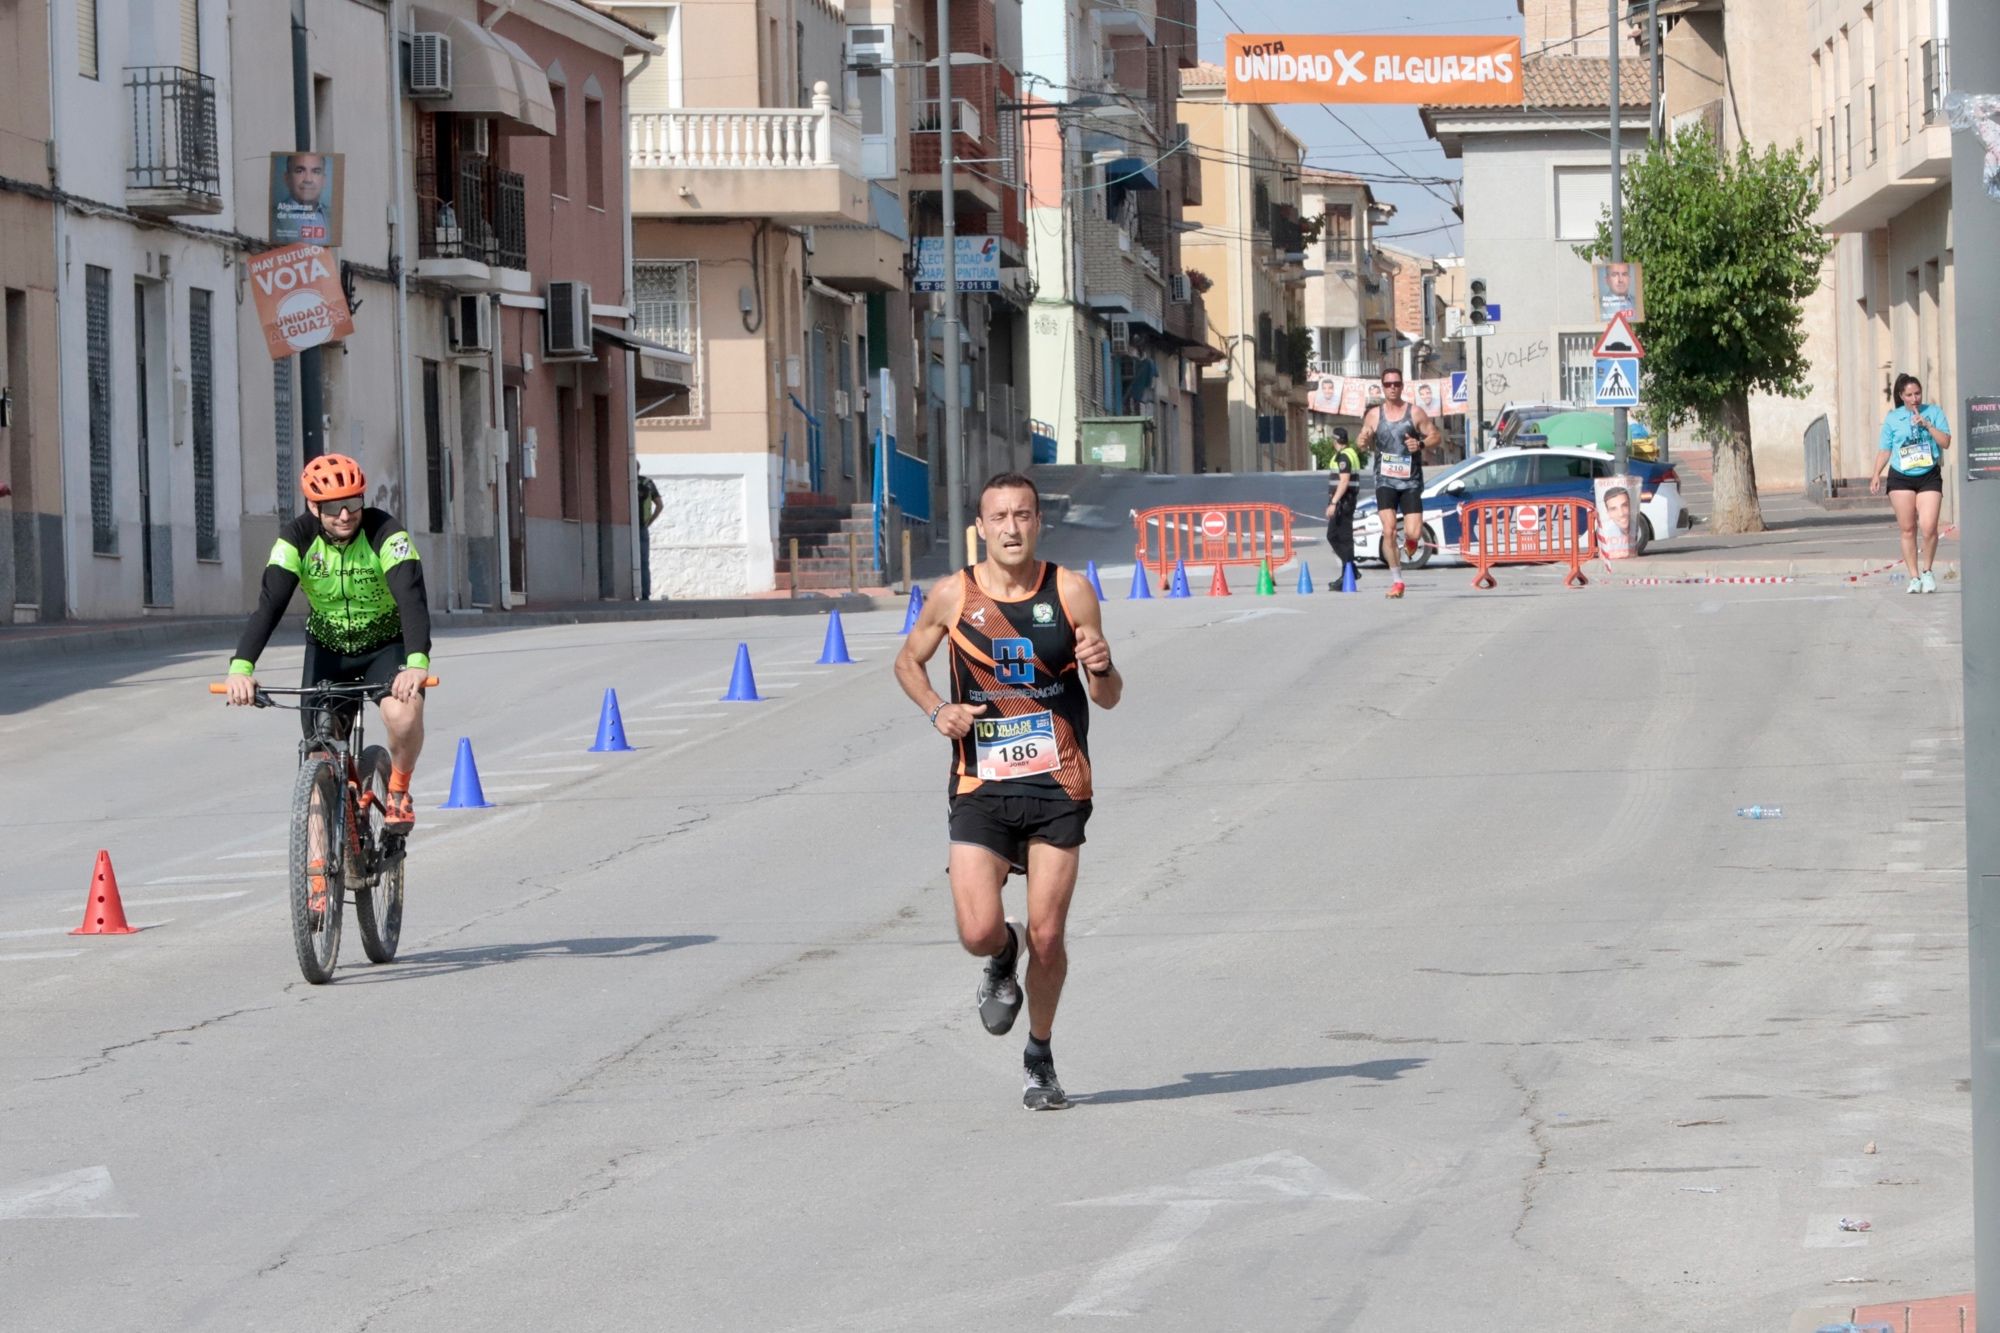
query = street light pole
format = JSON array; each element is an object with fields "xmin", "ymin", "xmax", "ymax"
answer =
[
  {"xmin": 1609, "ymin": 0, "xmax": 1629, "ymax": 477},
  {"xmin": 1949, "ymin": 0, "xmax": 2000, "ymax": 1307},
  {"xmin": 936, "ymin": 0, "xmax": 967, "ymax": 570},
  {"xmin": 292, "ymin": 0, "xmax": 323, "ymax": 463}
]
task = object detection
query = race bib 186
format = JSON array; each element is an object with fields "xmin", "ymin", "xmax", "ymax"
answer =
[{"xmin": 975, "ymin": 711, "xmax": 1060, "ymax": 782}]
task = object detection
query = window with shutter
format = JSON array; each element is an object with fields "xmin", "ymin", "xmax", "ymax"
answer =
[
  {"xmin": 80, "ymin": 0, "xmax": 100, "ymax": 79},
  {"xmin": 190, "ymin": 289, "xmax": 216, "ymax": 560},
  {"xmin": 181, "ymin": 0, "xmax": 201, "ymax": 71},
  {"xmin": 86, "ymin": 267, "xmax": 114, "ymax": 552}
]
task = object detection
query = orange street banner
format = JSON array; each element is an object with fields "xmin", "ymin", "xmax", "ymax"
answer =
[
  {"xmin": 1226, "ymin": 33, "xmax": 1523, "ymax": 106},
  {"xmin": 248, "ymin": 243, "xmax": 353, "ymax": 360}
]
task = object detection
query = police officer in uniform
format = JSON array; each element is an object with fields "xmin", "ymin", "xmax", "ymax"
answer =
[{"xmin": 1323, "ymin": 427, "xmax": 1364, "ymax": 589}]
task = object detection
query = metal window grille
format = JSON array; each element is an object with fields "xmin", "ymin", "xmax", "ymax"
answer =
[
  {"xmin": 274, "ymin": 358, "xmax": 296, "ymax": 520},
  {"xmin": 126, "ymin": 66, "xmax": 221, "ymax": 199},
  {"xmin": 995, "ymin": 104, "xmax": 1019, "ymax": 187},
  {"xmin": 86, "ymin": 266, "xmax": 115, "ymax": 553},
  {"xmin": 1558, "ymin": 332, "xmax": 1595, "ymax": 405},
  {"xmin": 634, "ymin": 260, "xmax": 701, "ymax": 416},
  {"xmin": 423, "ymin": 362, "xmax": 444, "ymax": 533},
  {"xmin": 190, "ymin": 288, "xmax": 217, "ymax": 559},
  {"xmin": 1923, "ymin": 39, "xmax": 1950, "ymax": 125}
]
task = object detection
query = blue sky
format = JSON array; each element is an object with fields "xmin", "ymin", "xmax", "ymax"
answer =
[{"xmin": 1191, "ymin": 0, "xmax": 1528, "ymax": 257}]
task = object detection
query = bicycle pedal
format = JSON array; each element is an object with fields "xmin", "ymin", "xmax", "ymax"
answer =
[{"xmin": 379, "ymin": 835, "xmax": 408, "ymax": 869}]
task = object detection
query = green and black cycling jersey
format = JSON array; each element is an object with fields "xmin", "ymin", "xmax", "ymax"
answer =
[{"xmin": 228, "ymin": 509, "xmax": 432, "ymax": 675}]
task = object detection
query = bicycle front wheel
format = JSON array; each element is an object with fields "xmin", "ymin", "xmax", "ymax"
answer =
[
  {"xmin": 354, "ymin": 744, "xmax": 403, "ymax": 964},
  {"xmin": 289, "ymin": 756, "xmax": 344, "ymax": 983}
]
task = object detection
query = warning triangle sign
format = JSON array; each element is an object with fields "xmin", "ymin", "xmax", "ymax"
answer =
[{"xmin": 1594, "ymin": 311, "xmax": 1644, "ymax": 358}]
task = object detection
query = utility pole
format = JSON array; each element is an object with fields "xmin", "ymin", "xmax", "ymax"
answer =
[
  {"xmin": 1609, "ymin": 0, "xmax": 1629, "ymax": 476},
  {"xmin": 1949, "ymin": 0, "xmax": 1999, "ymax": 1310},
  {"xmin": 936, "ymin": 0, "xmax": 967, "ymax": 570},
  {"xmin": 292, "ymin": 0, "xmax": 324, "ymax": 463},
  {"xmin": 1648, "ymin": 0, "xmax": 1662, "ymax": 144}
]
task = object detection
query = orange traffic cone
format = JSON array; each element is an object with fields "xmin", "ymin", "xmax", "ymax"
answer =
[
  {"xmin": 70, "ymin": 850, "xmax": 139, "ymax": 936},
  {"xmin": 1208, "ymin": 564, "xmax": 1231, "ymax": 596}
]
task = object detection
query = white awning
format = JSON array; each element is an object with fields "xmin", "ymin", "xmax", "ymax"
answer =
[
  {"xmin": 413, "ymin": 9, "xmax": 557, "ymax": 136},
  {"xmin": 594, "ymin": 325, "xmax": 695, "ymax": 392}
]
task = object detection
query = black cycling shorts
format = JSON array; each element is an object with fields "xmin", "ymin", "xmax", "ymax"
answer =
[
  {"xmin": 1376, "ymin": 487, "xmax": 1424, "ymax": 516},
  {"xmin": 949, "ymin": 790, "xmax": 1092, "ymax": 874},
  {"xmin": 1887, "ymin": 468, "xmax": 1943, "ymax": 495},
  {"xmin": 300, "ymin": 637, "xmax": 414, "ymax": 740}
]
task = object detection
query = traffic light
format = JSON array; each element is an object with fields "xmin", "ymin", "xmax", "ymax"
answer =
[{"xmin": 1469, "ymin": 278, "xmax": 1489, "ymax": 325}]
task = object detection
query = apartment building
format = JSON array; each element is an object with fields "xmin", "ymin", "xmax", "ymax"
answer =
[
  {"xmin": 1022, "ymin": 0, "xmax": 1209, "ymax": 474},
  {"xmin": 0, "ymin": 0, "xmax": 62, "ymax": 620},
  {"xmin": 1179, "ymin": 63, "xmax": 1309, "ymax": 473}
]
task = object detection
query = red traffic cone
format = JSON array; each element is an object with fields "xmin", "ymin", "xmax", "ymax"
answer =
[
  {"xmin": 70, "ymin": 851, "xmax": 139, "ymax": 935},
  {"xmin": 1207, "ymin": 564, "xmax": 1231, "ymax": 596}
]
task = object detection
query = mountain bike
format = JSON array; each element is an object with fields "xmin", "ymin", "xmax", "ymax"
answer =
[{"xmin": 210, "ymin": 677, "xmax": 437, "ymax": 984}]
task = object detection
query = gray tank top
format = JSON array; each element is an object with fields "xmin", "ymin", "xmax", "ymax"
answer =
[{"xmin": 1371, "ymin": 404, "xmax": 1422, "ymax": 491}]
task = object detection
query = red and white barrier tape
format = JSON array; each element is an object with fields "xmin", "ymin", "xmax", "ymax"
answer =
[
  {"xmin": 1846, "ymin": 559, "xmax": 1906, "ymax": 583},
  {"xmin": 1623, "ymin": 575, "xmax": 1797, "ymax": 586}
]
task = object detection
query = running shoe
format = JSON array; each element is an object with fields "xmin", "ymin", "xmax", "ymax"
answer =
[
  {"xmin": 1386, "ymin": 581, "xmax": 1406, "ymax": 599},
  {"xmin": 1921, "ymin": 569, "xmax": 1937, "ymax": 593},
  {"xmin": 383, "ymin": 789, "xmax": 416, "ymax": 833},
  {"xmin": 976, "ymin": 919, "xmax": 1026, "ymax": 1035},
  {"xmin": 1023, "ymin": 1055, "xmax": 1070, "ymax": 1111},
  {"xmin": 1907, "ymin": 576, "xmax": 1923, "ymax": 594}
]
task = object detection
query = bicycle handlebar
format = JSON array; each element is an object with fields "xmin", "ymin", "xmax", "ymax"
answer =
[{"xmin": 210, "ymin": 677, "xmax": 440, "ymax": 706}]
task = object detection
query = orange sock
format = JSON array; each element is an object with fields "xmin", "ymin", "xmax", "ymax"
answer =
[{"xmin": 389, "ymin": 768, "xmax": 412, "ymax": 794}]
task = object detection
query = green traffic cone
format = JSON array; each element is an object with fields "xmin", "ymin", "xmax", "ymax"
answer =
[{"xmin": 1255, "ymin": 558, "xmax": 1276, "ymax": 596}]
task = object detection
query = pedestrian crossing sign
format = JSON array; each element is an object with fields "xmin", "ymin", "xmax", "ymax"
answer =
[
  {"xmin": 1593, "ymin": 357, "xmax": 1640, "ymax": 407},
  {"xmin": 1449, "ymin": 371, "xmax": 1469, "ymax": 408}
]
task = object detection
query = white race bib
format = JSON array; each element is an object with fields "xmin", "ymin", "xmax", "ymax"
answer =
[
  {"xmin": 1380, "ymin": 455, "xmax": 1412, "ymax": 481},
  {"xmin": 1896, "ymin": 439, "xmax": 1935, "ymax": 473},
  {"xmin": 975, "ymin": 711, "xmax": 1060, "ymax": 782}
]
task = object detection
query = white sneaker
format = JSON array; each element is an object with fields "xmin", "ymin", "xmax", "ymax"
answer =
[
  {"xmin": 1920, "ymin": 569, "xmax": 1937, "ymax": 593},
  {"xmin": 1907, "ymin": 576, "xmax": 1923, "ymax": 594}
]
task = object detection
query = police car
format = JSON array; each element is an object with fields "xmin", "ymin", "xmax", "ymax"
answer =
[{"xmin": 1353, "ymin": 446, "xmax": 1686, "ymax": 568}]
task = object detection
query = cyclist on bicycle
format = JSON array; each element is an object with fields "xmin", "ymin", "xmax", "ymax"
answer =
[{"xmin": 225, "ymin": 454, "xmax": 431, "ymax": 833}]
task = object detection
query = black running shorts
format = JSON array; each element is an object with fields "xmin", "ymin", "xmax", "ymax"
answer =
[
  {"xmin": 949, "ymin": 790, "xmax": 1092, "ymax": 874},
  {"xmin": 1887, "ymin": 468, "xmax": 1943, "ymax": 495},
  {"xmin": 300, "ymin": 637, "xmax": 414, "ymax": 740},
  {"xmin": 1376, "ymin": 487, "xmax": 1424, "ymax": 516}
]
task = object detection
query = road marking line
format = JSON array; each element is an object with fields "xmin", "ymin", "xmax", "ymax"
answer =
[
  {"xmin": 468, "ymin": 766, "xmax": 599, "ymax": 776},
  {"xmin": 0, "ymin": 1166, "xmax": 138, "ymax": 1219},
  {"xmin": 217, "ymin": 849, "xmax": 284, "ymax": 861},
  {"xmin": 115, "ymin": 891, "xmax": 252, "ymax": 907},
  {"xmin": 138, "ymin": 874, "xmax": 261, "ymax": 887},
  {"xmin": 1, "ymin": 950, "xmax": 89, "ymax": 962},
  {"xmin": 0, "ymin": 927, "xmax": 72, "ymax": 941},
  {"xmin": 657, "ymin": 701, "xmax": 736, "ymax": 709}
]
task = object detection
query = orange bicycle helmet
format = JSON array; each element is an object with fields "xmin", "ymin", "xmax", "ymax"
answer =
[{"xmin": 300, "ymin": 453, "xmax": 366, "ymax": 503}]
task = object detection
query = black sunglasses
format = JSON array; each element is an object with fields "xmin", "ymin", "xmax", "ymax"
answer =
[{"xmin": 318, "ymin": 497, "xmax": 365, "ymax": 517}]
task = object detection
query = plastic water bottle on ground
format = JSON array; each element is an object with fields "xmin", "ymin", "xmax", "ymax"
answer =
[{"xmin": 1735, "ymin": 806, "xmax": 1783, "ymax": 820}]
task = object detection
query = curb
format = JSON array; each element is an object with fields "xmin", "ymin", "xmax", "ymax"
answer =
[
  {"xmin": 1617, "ymin": 557, "xmax": 1960, "ymax": 582},
  {"xmin": 0, "ymin": 593, "xmax": 902, "ymax": 665}
]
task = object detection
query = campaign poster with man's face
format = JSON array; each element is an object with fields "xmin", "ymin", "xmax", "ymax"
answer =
[
  {"xmin": 1595, "ymin": 475, "xmax": 1641, "ymax": 559},
  {"xmin": 1595, "ymin": 261, "xmax": 1644, "ymax": 321},
  {"xmin": 270, "ymin": 152, "xmax": 344, "ymax": 246}
]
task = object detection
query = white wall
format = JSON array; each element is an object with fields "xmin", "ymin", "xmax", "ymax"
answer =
[{"xmin": 639, "ymin": 451, "xmax": 781, "ymax": 596}]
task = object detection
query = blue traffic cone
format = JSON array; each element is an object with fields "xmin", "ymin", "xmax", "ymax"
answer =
[
  {"xmin": 1085, "ymin": 560, "xmax": 1107, "ymax": 599},
  {"xmin": 589, "ymin": 688, "xmax": 634, "ymax": 752},
  {"xmin": 1127, "ymin": 563, "xmax": 1153, "ymax": 600},
  {"xmin": 1296, "ymin": 562, "xmax": 1314, "ymax": 595},
  {"xmin": 1167, "ymin": 560, "xmax": 1192, "ymax": 598},
  {"xmin": 1340, "ymin": 561, "xmax": 1358, "ymax": 593},
  {"xmin": 817, "ymin": 609, "xmax": 856, "ymax": 665},
  {"xmin": 901, "ymin": 584, "xmax": 924, "ymax": 634},
  {"xmin": 440, "ymin": 737, "xmax": 494, "ymax": 809},
  {"xmin": 721, "ymin": 643, "xmax": 762, "ymax": 701}
]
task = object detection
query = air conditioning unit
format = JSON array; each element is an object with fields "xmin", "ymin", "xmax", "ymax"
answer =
[
  {"xmin": 543, "ymin": 281, "xmax": 594, "ymax": 359},
  {"xmin": 408, "ymin": 33, "xmax": 453, "ymax": 98},
  {"xmin": 1108, "ymin": 316, "xmax": 1131, "ymax": 351},
  {"xmin": 833, "ymin": 389, "xmax": 851, "ymax": 418},
  {"xmin": 1168, "ymin": 273, "xmax": 1192, "ymax": 304},
  {"xmin": 449, "ymin": 294, "xmax": 493, "ymax": 355}
]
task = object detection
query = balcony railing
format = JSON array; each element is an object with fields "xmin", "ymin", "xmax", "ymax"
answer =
[
  {"xmin": 632, "ymin": 88, "xmax": 859, "ymax": 171},
  {"xmin": 1922, "ymin": 38, "xmax": 1950, "ymax": 125},
  {"xmin": 417, "ymin": 157, "xmax": 527, "ymax": 270},
  {"xmin": 125, "ymin": 66, "xmax": 221, "ymax": 207},
  {"xmin": 911, "ymin": 97, "xmax": 983, "ymax": 145}
]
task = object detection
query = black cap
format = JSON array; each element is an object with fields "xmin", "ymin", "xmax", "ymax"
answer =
[{"xmin": 1332, "ymin": 427, "xmax": 1349, "ymax": 443}]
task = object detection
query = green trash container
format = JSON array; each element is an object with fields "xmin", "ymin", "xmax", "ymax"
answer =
[{"xmin": 1079, "ymin": 416, "xmax": 1154, "ymax": 471}]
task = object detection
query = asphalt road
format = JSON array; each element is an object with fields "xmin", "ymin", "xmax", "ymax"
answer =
[{"xmin": 0, "ymin": 560, "xmax": 1971, "ymax": 1330}]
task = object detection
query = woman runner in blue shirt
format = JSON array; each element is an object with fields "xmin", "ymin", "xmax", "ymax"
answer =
[{"xmin": 1870, "ymin": 372, "xmax": 1951, "ymax": 593}]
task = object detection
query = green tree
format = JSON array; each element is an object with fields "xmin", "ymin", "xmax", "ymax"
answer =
[{"xmin": 1576, "ymin": 125, "xmax": 1831, "ymax": 533}]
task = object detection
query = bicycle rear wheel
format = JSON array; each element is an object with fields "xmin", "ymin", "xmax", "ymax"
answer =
[
  {"xmin": 289, "ymin": 756, "xmax": 344, "ymax": 983},
  {"xmin": 354, "ymin": 744, "xmax": 404, "ymax": 964}
]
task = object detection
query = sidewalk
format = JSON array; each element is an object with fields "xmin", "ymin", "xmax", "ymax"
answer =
[
  {"xmin": 0, "ymin": 590, "xmax": 901, "ymax": 665},
  {"xmin": 1631, "ymin": 485, "xmax": 1949, "ymax": 582}
]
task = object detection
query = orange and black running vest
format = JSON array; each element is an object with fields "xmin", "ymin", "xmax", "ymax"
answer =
[{"xmin": 946, "ymin": 562, "xmax": 1093, "ymax": 802}]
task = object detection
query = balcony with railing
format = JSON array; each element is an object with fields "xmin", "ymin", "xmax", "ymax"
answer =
[
  {"xmin": 1820, "ymin": 34, "xmax": 1952, "ymax": 234},
  {"xmin": 416, "ymin": 157, "xmax": 528, "ymax": 290},
  {"xmin": 909, "ymin": 95, "xmax": 1001, "ymax": 213},
  {"xmin": 1078, "ymin": 207, "xmax": 1165, "ymax": 333},
  {"xmin": 629, "ymin": 82, "xmax": 870, "ymax": 225},
  {"xmin": 125, "ymin": 66, "xmax": 222, "ymax": 217}
]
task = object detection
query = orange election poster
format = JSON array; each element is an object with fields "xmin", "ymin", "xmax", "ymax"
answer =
[
  {"xmin": 248, "ymin": 243, "xmax": 354, "ymax": 360},
  {"xmin": 1226, "ymin": 33, "xmax": 1523, "ymax": 107}
]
